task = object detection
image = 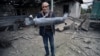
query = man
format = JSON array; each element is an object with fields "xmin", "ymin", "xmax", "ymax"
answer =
[{"xmin": 36, "ymin": 2, "xmax": 55, "ymax": 56}]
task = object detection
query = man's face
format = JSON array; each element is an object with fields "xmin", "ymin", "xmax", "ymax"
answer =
[{"xmin": 42, "ymin": 3, "xmax": 49, "ymax": 13}]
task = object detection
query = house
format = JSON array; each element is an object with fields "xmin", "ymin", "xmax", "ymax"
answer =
[
  {"xmin": 0, "ymin": 0, "xmax": 83, "ymax": 18},
  {"xmin": 53, "ymin": 0, "xmax": 83, "ymax": 18},
  {"xmin": 0, "ymin": 0, "xmax": 83, "ymax": 31}
]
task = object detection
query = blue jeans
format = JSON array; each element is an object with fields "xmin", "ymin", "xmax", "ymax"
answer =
[{"xmin": 42, "ymin": 31, "xmax": 55, "ymax": 56}]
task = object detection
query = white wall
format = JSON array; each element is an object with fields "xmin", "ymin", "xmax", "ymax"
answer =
[{"xmin": 69, "ymin": 2, "xmax": 81, "ymax": 18}]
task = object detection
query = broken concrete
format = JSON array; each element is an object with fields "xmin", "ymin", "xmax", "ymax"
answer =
[{"xmin": 0, "ymin": 26, "xmax": 100, "ymax": 56}]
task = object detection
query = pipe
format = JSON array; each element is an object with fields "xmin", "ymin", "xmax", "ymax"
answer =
[{"xmin": 51, "ymin": 0, "xmax": 54, "ymax": 12}]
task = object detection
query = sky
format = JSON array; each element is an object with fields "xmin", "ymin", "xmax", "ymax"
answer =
[{"xmin": 81, "ymin": 0, "xmax": 94, "ymax": 9}]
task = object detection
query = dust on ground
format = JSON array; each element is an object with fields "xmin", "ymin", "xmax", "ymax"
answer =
[{"xmin": 0, "ymin": 26, "xmax": 100, "ymax": 56}]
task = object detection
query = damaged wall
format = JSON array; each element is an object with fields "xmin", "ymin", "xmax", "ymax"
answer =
[
  {"xmin": 54, "ymin": 4, "xmax": 63, "ymax": 17},
  {"xmin": 0, "ymin": 4, "xmax": 16, "ymax": 16},
  {"xmin": 69, "ymin": 2, "xmax": 81, "ymax": 18}
]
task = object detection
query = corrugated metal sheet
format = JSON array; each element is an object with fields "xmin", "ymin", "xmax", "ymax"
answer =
[{"xmin": 90, "ymin": 1, "xmax": 100, "ymax": 20}]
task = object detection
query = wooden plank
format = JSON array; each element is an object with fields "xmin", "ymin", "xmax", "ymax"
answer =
[{"xmin": 81, "ymin": 18, "xmax": 90, "ymax": 31}]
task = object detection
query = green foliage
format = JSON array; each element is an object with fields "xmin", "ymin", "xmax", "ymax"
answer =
[{"xmin": 81, "ymin": 8, "xmax": 87, "ymax": 14}]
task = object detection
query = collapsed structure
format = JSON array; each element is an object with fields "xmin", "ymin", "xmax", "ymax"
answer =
[{"xmin": 0, "ymin": 0, "xmax": 83, "ymax": 31}]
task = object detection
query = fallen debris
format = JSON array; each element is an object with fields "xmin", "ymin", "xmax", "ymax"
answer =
[
  {"xmin": 55, "ymin": 19, "xmax": 73, "ymax": 32},
  {"xmin": 83, "ymin": 38, "xmax": 91, "ymax": 44}
]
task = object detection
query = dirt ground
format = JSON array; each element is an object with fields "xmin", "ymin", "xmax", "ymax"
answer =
[{"xmin": 0, "ymin": 26, "xmax": 100, "ymax": 56}]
